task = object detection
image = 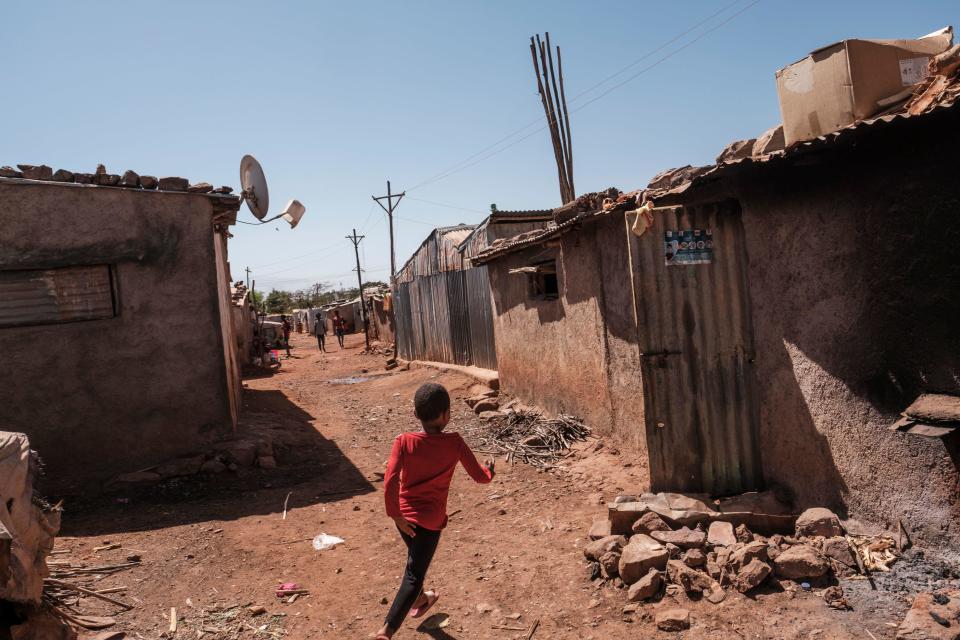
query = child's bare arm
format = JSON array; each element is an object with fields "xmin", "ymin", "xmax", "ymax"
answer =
[{"xmin": 458, "ymin": 437, "xmax": 495, "ymax": 483}]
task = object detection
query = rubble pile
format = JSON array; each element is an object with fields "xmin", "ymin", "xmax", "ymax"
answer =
[
  {"xmin": 583, "ymin": 492, "xmax": 903, "ymax": 631},
  {"xmin": 106, "ymin": 430, "xmax": 279, "ymax": 491}
]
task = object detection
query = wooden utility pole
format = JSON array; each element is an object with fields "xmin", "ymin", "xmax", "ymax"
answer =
[
  {"xmin": 372, "ymin": 180, "xmax": 405, "ymax": 280},
  {"xmin": 245, "ymin": 266, "xmax": 251, "ymax": 290},
  {"xmin": 346, "ymin": 228, "xmax": 370, "ymax": 351}
]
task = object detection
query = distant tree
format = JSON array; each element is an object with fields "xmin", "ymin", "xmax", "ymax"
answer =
[
  {"xmin": 307, "ymin": 282, "xmax": 333, "ymax": 307},
  {"xmin": 249, "ymin": 290, "xmax": 265, "ymax": 309},
  {"xmin": 291, "ymin": 289, "xmax": 311, "ymax": 308},
  {"xmin": 265, "ymin": 289, "xmax": 294, "ymax": 313}
]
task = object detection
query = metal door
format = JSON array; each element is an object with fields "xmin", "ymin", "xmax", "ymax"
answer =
[{"xmin": 628, "ymin": 200, "xmax": 762, "ymax": 495}]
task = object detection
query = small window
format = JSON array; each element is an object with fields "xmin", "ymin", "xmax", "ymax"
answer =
[
  {"xmin": 509, "ymin": 260, "xmax": 559, "ymax": 300},
  {"xmin": 0, "ymin": 265, "xmax": 117, "ymax": 328}
]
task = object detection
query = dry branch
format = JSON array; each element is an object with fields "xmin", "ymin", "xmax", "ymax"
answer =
[{"xmin": 466, "ymin": 410, "xmax": 590, "ymax": 469}]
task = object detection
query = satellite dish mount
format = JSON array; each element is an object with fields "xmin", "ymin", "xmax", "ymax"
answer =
[{"xmin": 237, "ymin": 155, "xmax": 307, "ymax": 228}]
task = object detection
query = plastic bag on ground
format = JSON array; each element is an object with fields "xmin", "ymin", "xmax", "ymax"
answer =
[{"xmin": 312, "ymin": 533, "xmax": 344, "ymax": 551}]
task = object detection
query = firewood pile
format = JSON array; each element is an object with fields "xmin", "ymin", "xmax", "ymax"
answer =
[{"xmin": 467, "ymin": 410, "xmax": 591, "ymax": 469}]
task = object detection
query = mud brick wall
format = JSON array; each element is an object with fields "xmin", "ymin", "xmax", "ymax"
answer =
[
  {"xmin": 487, "ymin": 215, "xmax": 646, "ymax": 454},
  {"xmin": 0, "ymin": 181, "xmax": 235, "ymax": 494},
  {"xmin": 715, "ymin": 111, "xmax": 960, "ymax": 547}
]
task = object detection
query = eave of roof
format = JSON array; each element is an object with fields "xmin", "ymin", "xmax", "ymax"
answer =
[{"xmin": 646, "ymin": 71, "xmax": 960, "ymax": 201}]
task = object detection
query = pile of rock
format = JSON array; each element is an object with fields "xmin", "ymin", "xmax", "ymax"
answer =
[
  {"xmin": 585, "ymin": 493, "xmax": 888, "ymax": 631},
  {"xmin": 107, "ymin": 434, "xmax": 277, "ymax": 490},
  {"xmin": 464, "ymin": 384, "xmax": 502, "ymax": 419},
  {"xmin": 0, "ymin": 163, "xmax": 232, "ymax": 194}
]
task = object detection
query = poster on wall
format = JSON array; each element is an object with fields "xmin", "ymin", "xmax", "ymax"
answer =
[{"xmin": 664, "ymin": 229, "xmax": 714, "ymax": 266}]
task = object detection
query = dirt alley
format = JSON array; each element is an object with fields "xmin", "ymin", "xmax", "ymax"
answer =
[{"xmin": 55, "ymin": 332, "xmax": 923, "ymax": 639}]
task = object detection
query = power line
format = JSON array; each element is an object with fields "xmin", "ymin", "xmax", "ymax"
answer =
[
  {"xmin": 255, "ymin": 246, "xmax": 351, "ymax": 278},
  {"xmin": 404, "ymin": 196, "xmax": 489, "ymax": 215},
  {"xmin": 249, "ymin": 203, "xmax": 379, "ymax": 272},
  {"xmin": 256, "ymin": 265, "xmax": 390, "ymax": 287},
  {"xmin": 357, "ymin": 200, "xmax": 379, "ymax": 234},
  {"xmin": 394, "ymin": 214, "xmax": 444, "ymax": 227},
  {"xmin": 565, "ymin": 0, "xmax": 744, "ymax": 106},
  {"xmin": 252, "ymin": 240, "xmax": 345, "ymax": 270},
  {"xmin": 571, "ymin": 0, "xmax": 764, "ymax": 112},
  {"xmin": 405, "ymin": 0, "xmax": 761, "ymax": 193}
]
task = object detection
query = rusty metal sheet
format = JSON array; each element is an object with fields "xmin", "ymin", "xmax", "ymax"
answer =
[
  {"xmin": 0, "ymin": 265, "xmax": 115, "ymax": 328},
  {"xmin": 465, "ymin": 266, "xmax": 497, "ymax": 370},
  {"xmin": 393, "ymin": 266, "xmax": 498, "ymax": 370},
  {"xmin": 628, "ymin": 200, "xmax": 762, "ymax": 496}
]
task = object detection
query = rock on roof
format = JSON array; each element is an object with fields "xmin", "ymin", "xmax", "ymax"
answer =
[{"xmin": 0, "ymin": 163, "xmax": 235, "ymax": 195}]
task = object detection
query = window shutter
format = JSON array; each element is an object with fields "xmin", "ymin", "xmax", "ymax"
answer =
[{"xmin": 0, "ymin": 265, "xmax": 116, "ymax": 328}]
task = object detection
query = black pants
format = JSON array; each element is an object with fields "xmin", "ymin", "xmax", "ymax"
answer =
[
  {"xmin": 336, "ymin": 330, "xmax": 345, "ymax": 347},
  {"xmin": 385, "ymin": 524, "xmax": 441, "ymax": 632},
  {"xmin": 316, "ymin": 333, "xmax": 325, "ymax": 351}
]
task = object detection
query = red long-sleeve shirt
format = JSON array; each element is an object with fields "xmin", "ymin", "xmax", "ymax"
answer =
[{"xmin": 384, "ymin": 431, "xmax": 493, "ymax": 531}]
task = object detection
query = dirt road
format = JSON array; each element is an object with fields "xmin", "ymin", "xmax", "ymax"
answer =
[{"xmin": 57, "ymin": 332, "xmax": 920, "ymax": 639}]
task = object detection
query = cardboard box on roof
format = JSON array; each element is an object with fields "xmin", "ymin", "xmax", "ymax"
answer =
[{"xmin": 776, "ymin": 27, "xmax": 953, "ymax": 146}]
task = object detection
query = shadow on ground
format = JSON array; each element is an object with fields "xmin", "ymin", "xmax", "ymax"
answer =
[{"xmin": 59, "ymin": 387, "xmax": 375, "ymax": 536}]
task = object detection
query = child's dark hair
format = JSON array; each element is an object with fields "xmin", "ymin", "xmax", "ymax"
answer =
[{"xmin": 414, "ymin": 383, "xmax": 450, "ymax": 422}]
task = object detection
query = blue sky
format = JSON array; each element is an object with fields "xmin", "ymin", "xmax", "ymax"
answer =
[{"xmin": 3, "ymin": 1, "xmax": 957, "ymax": 292}]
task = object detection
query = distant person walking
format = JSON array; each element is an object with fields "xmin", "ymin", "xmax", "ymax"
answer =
[
  {"xmin": 315, "ymin": 312, "xmax": 326, "ymax": 352},
  {"xmin": 281, "ymin": 315, "xmax": 292, "ymax": 357},
  {"xmin": 333, "ymin": 310, "xmax": 346, "ymax": 348}
]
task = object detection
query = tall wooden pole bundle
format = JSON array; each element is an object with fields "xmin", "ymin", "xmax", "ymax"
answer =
[{"xmin": 530, "ymin": 32, "xmax": 575, "ymax": 204}]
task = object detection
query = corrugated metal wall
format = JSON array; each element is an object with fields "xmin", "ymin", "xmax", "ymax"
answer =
[
  {"xmin": 394, "ymin": 267, "xmax": 497, "ymax": 370},
  {"xmin": 464, "ymin": 267, "xmax": 497, "ymax": 369},
  {"xmin": 628, "ymin": 200, "xmax": 762, "ymax": 496}
]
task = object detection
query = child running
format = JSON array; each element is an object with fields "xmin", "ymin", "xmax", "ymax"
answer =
[{"xmin": 375, "ymin": 383, "xmax": 495, "ymax": 639}]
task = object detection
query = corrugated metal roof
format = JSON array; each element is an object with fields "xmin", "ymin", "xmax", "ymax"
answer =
[
  {"xmin": 471, "ymin": 189, "xmax": 636, "ymax": 264},
  {"xmin": 489, "ymin": 209, "xmax": 555, "ymax": 219},
  {"xmin": 472, "ymin": 201, "xmax": 641, "ymax": 265},
  {"xmin": 395, "ymin": 224, "xmax": 477, "ymax": 283},
  {"xmin": 441, "ymin": 227, "xmax": 475, "ymax": 245},
  {"xmin": 456, "ymin": 209, "xmax": 554, "ymax": 259}
]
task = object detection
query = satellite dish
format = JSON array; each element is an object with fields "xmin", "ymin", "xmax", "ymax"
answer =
[
  {"xmin": 280, "ymin": 200, "xmax": 306, "ymax": 229},
  {"xmin": 239, "ymin": 154, "xmax": 270, "ymax": 220}
]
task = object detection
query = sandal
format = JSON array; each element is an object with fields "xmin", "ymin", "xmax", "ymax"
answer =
[{"xmin": 410, "ymin": 590, "xmax": 439, "ymax": 618}]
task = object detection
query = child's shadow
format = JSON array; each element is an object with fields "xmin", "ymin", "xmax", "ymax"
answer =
[{"xmin": 416, "ymin": 613, "xmax": 459, "ymax": 639}]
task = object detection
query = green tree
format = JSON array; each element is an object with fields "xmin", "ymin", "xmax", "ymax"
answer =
[
  {"xmin": 249, "ymin": 290, "xmax": 265, "ymax": 310},
  {"xmin": 264, "ymin": 289, "xmax": 294, "ymax": 313}
]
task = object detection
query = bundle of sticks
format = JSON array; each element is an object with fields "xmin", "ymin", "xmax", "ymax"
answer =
[
  {"xmin": 530, "ymin": 32, "xmax": 575, "ymax": 204},
  {"xmin": 470, "ymin": 410, "xmax": 591, "ymax": 469},
  {"xmin": 41, "ymin": 560, "xmax": 140, "ymax": 630}
]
